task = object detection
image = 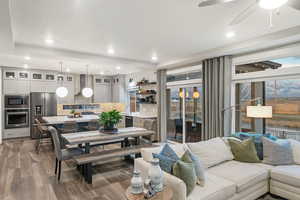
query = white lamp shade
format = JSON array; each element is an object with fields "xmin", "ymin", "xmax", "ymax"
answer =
[
  {"xmin": 56, "ymin": 86, "xmax": 68, "ymax": 98},
  {"xmin": 82, "ymin": 87, "xmax": 93, "ymax": 98},
  {"xmin": 246, "ymin": 105, "xmax": 272, "ymax": 118},
  {"xmin": 259, "ymin": 0, "xmax": 288, "ymax": 10}
]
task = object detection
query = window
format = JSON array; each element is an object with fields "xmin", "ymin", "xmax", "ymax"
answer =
[
  {"xmin": 234, "ymin": 56, "xmax": 300, "ymax": 141},
  {"xmin": 166, "ymin": 86, "xmax": 202, "ymax": 143}
]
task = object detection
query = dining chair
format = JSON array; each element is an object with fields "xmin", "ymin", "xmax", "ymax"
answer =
[
  {"xmin": 48, "ymin": 126, "xmax": 84, "ymax": 181},
  {"xmin": 35, "ymin": 118, "xmax": 52, "ymax": 154}
]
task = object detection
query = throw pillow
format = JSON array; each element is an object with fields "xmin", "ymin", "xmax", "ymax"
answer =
[
  {"xmin": 187, "ymin": 137, "xmax": 234, "ymax": 168},
  {"xmin": 173, "ymin": 158, "xmax": 197, "ymax": 195},
  {"xmin": 262, "ymin": 137, "xmax": 294, "ymax": 166},
  {"xmin": 152, "ymin": 143, "xmax": 179, "ymax": 173},
  {"xmin": 228, "ymin": 138, "xmax": 261, "ymax": 163},
  {"xmin": 289, "ymin": 139, "xmax": 300, "ymax": 165},
  {"xmin": 232, "ymin": 132, "xmax": 277, "ymax": 160},
  {"xmin": 181, "ymin": 150, "xmax": 206, "ymax": 186}
]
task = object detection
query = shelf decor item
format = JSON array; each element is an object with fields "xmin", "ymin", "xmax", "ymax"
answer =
[
  {"xmin": 130, "ymin": 170, "xmax": 144, "ymax": 194},
  {"xmin": 148, "ymin": 158, "xmax": 164, "ymax": 192},
  {"xmin": 99, "ymin": 109, "xmax": 122, "ymax": 132}
]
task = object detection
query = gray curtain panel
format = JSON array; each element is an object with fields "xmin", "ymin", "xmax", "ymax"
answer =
[
  {"xmin": 157, "ymin": 69, "xmax": 167, "ymax": 142},
  {"xmin": 202, "ymin": 56, "xmax": 232, "ymax": 140}
]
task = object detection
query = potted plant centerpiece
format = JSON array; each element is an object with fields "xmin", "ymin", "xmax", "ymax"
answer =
[{"xmin": 99, "ymin": 109, "xmax": 122, "ymax": 133}]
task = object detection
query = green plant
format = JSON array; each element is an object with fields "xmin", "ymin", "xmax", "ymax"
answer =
[
  {"xmin": 70, "ymin": 109, "xmax": 75, "ymax": 114},
  {"xmin": 99, "ymin": 110, "xmax": 122, "ymax": 129}
]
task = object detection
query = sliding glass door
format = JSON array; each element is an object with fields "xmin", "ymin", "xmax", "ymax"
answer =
[{"xmin": 167, "ymin": 86, "xmax": 202, "ymax": 143}]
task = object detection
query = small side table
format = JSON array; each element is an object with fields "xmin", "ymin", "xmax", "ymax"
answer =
[{"xmin": 125, "ymin": 186, "xmax": 173, "ymax": 200}]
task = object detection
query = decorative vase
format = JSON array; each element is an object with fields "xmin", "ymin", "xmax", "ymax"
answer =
[
  {"xmin": 148, "ymin": 158, "xmax": 163, "ymax": 192},
  {"xmin": 130, "ymin": 170, "xmax": 144, "ymax": 194}
]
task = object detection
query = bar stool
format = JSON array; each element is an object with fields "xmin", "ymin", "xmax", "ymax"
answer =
[{"xmin": 35, "ymin": 118, "xmax": 52, "ymax": 154}]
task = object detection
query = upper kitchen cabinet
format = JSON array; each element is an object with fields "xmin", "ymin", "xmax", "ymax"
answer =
[
  {"xmin": 112, "ymin": 75, "xmax": 126, "ymax": 103},
  {"xmin": 93, "ymin": 76, "xmax": 112, "ymax": 103},
  {"xmin": 3, "ymin": 69, "xmax": 30, "ymax": 94},
  {"xmin": 31, "ymin": 71, "xmax": 44, "ymax": 81},
  {"xmin": 4, "ymin": 70, "xmax": 17, "ymax": 80}
]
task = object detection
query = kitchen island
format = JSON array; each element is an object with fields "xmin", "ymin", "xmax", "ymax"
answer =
[{"xmin": 43, "ymin": 115, "xmax": 99, "ymax": 125}]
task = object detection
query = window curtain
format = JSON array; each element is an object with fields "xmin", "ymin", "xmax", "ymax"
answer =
[
  {"xmin": 202, "ymin": 56, "xmax": 232, "ymax": 140},
  {"xmin": 157, "ymin": 69, "xmax": 167, "ymax": 142}
]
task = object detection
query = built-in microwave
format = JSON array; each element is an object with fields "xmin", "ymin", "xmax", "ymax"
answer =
[{"xmin": 5, "ymin": 95, "xmax": 29, "ymax": 109}]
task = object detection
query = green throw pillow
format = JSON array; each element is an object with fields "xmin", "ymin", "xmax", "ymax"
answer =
[
  {"xmin": 228, "ymin": 138, "xmax": 260, "ymax": 163},
  {"xmin": 173, "ymin": 153, "xmax": 197, "ymax": 196}
]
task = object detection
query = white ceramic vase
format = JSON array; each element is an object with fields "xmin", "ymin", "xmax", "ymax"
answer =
[
  {"xmin": 148, "ymin": 158, "xmax": 163, "ymax": 192},
  {"xmin": 131, "ymin": 170, "xmax": 144, "ymax": 194}
]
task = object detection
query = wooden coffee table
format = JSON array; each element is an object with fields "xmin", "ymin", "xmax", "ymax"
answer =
[{"xmin": 125, "ymin": 186, "xmax": 173, "ymax": 200}]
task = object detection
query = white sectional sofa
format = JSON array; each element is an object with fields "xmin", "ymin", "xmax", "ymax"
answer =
[{"xmin": 134, "ymin": 138, "xmax": 300, "ymax": 200}]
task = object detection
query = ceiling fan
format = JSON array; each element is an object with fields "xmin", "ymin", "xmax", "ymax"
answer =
[{"xmin": 198, "ymin": 0, "xmax": 300, "ymax": 26}]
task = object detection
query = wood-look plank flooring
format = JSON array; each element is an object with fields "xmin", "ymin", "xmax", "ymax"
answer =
[{"xmin": 0, "ymin": 138, "xmax": 133, "ymax": 200}]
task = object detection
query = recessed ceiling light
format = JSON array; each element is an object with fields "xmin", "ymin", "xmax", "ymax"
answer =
[
  {"xmin": 66, "ymin": 68, "xmax": 70, "ymax": 72},
  {"xmin": 45, "ymin": 38, "xmax": 54, "ymax": 45},
  {"xmin": 116, "ymin": 66, "xmax": 121, "ymax": 70},
  {"xmin": 151, "ymin": 55, "xmax": 158, "ymax": 62},
  {"xmin": 24, "ymin": 56, "xmax": 31, "ymax": 60},
  {"xmin": 23, "ymin": 64, "xmax": 29, "ymax": 69},
  {"xmin": 100, "ymin": 71, "xmax": 104, "ymax": 75},
  {"xmin": 226, "ymin": 31, "xmax": 235, "ymax": 38},
  {"xmin": 107, "ymin": 47, "xmax": 115, "ymax": 55}
]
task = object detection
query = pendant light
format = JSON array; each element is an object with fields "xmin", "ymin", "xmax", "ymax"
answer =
[
  {"xmin": 82, "ymin": 65, "xmax": 93, "ymax": 98},
  {"xmin": 56, "ymin": 62, "xmax": 68, "ymax": 98}
]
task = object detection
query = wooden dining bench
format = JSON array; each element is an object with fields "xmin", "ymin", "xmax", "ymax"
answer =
[{"xmin": 74, "ymin": 144, "xmax": 152, "ymax": 184}]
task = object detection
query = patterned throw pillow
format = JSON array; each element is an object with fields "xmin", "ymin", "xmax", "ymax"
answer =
[
  {"xmin": 182, "ymin": 150, "xmax": 206, "ymax": 186},
  {"xmin": 228, "ymin": 138, "xmax": 261, "ymax": 163},
  {"xmin": 262, "ymin": 137, "xmax": 294, "ymax": 166},
  {"xmin": 233, "ymin": 132, "xmax": 277, "ymax": 160},
  {"xmin": 152, "ymin": 144, "xmax": 179, "ymax": 174},
  {"xmin": 173, "ymin": 155, "xmax": 197, "ymax": 195}
]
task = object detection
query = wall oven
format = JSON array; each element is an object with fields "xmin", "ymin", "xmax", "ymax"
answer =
[
  {"xmin": 5, "ymin": 109, "xmax": 29, "ymax": 129},
  {"xmin": 5, "ymin": 95, "xmax": 29, "ymax": 109}
]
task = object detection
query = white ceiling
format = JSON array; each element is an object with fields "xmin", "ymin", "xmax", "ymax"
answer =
[{"xmin": 1, "ymin": 0, "xmax": 300, "ymax": 74}]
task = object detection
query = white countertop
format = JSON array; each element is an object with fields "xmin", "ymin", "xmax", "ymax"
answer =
[
  {"xmin": 43, "ymin": 115, "xmax": 99, "ymax": 124},
  {"xmin": 125, "ymin": 112, "xmax": 157, "ymax": 119}
]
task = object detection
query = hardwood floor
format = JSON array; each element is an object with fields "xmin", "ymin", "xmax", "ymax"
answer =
[{"xmin": 0, "ymin": 138, "xmax": 133, "ymax": 200}]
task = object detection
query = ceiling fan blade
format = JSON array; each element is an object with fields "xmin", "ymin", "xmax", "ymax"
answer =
[
  {"xmin": 288, "ymin": 0, "xmax": 300, "ymax": 10},
  {"xmin": 229, "ymin": 2, "xmax": 258, "ymax": 26},
  {"xmin": 198, "ymin": 0, "xmax": 238, "ymax": 7}
]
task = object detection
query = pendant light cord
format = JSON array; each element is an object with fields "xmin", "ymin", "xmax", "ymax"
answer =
[{"xmin": 60, "ymin": 62, "xmax": 63, "ymax": 86}]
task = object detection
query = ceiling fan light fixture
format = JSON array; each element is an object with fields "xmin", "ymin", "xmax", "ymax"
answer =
[{"xmin": 259, "ymin": 0, "xmax": 288, "ymax": 10}]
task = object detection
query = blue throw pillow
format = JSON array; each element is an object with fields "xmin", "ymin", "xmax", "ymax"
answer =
[
  {"xmin": 232, "ymin": 132, "xmax": 277, "ymax": 160},
  {"xmin": 152, "ymin": 144, "xmax": 179, "ymax": 174}
]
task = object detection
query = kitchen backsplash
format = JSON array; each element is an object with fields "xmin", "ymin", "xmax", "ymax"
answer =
[{"xmin": 57, "ymin": 103, "xmax": 125, "ymax": 115}]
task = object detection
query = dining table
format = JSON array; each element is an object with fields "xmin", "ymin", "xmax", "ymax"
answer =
[
  {"xmin": 61, "ymin": 127, "xmax": 154, "ymax": 183},
  {"xmin": 61, "ymin": 127, "xmax": 154, "ymax": 153}
]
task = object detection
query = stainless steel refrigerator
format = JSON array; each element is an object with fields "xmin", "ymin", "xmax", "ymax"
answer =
[{"xmin": 30, "ymin": 92, "xmax": 57, "ymax": 139}]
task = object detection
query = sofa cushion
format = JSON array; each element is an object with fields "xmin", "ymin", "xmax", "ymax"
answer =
[
  {"xmin": 141, "ymin": 143, "xmax": 185, "ymax": 162},
  {"xmin": 262, "ymin": 138, "xmax": 294, "ymax": 166},
  {"xmin": 187, "ymin": 137, "xmax": 234, "ymax": 168},
  {"xmin": 153, "ymin": 144, "xmax": 179, "ymax": 174},
  {"xmin": 271, "ymin": 165, "xmax": 300, "ymax": 187},
  {"xmin": 232, "ymin": 132, "xmax": 277, "ymax": 160},
  {"xmin": 173, "ymin": 156, "xmax": 197, "ymax": 196},
  {"xmin": 207, "ymin": 161, "xmax": 269, "ymax": 193},
  {"xmin": 288, "ymin": 139, "xmax": 300, "ymax": 165},
  {"xmin": 188, "ymin": 173, "xmax": 236, "ymax": 200},
  {"xmin": 184, "ymin": 150, "xmax": 206, "ymax": 186},
  {"xmin": 228, "ymin": 138, "xmax": 260, "ymax": 163}
]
